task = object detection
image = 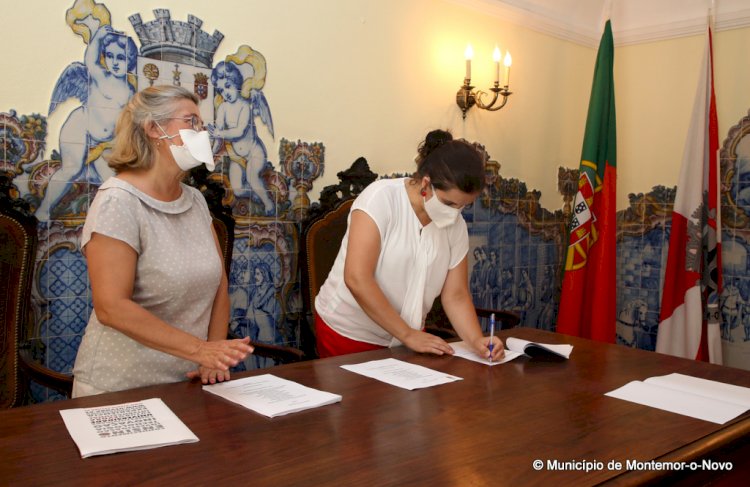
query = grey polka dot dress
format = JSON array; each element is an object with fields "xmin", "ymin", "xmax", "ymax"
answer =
[{"xmin": 72, "ymin": 177, "xmax": 222, "ymax": 393}]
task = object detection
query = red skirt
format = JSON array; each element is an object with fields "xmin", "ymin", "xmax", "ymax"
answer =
[{"xmin": 315, "ymin": 313, "xmax": 386, "ymax": 358}]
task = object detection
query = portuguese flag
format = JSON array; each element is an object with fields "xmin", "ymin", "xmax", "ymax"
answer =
[{"xmin": 556, "ymin": 20, "xmax": 617, "ymax": 342}]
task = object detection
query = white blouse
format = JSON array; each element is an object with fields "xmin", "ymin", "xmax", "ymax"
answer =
[{"xmin": 315, "ymin": 178, "xmax": 468, "ymax": 347}]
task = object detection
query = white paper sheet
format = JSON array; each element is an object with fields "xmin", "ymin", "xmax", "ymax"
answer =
[
  {"xmin": 645, "ymin": 373, "xmax": 750, "ymax": 408},
  {"xmin": 59, "ymin": 398, "xmax": 198, "ymax": 458},
  {"xmin": 605, "ymin": 374, "xmax": 750, "ymax": 424},
  {"xmin": 340, "ymin": 358, "xmax": 462, "ymax": 390},
  {"xmin": 450, "ymin": 341, "xmax": 523, "ymax": 365},
  {"xmin": 203, "ymin": 374, "xmax": 342, "ymax": 418}
]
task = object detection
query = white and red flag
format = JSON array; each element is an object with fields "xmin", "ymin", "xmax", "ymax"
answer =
[{"xmin": 656, "ymin": 26, "xmax": 722, "ymax": 364}]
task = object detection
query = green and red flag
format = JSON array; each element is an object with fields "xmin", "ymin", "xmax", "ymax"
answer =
[{"xmin": 556, "ymin": 20, "xmax": 617, "ymax": 342}]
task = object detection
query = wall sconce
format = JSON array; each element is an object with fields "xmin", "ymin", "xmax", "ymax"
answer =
[{"xmin": 456, "ymin": 44, "xmax": 513, "ymax": 119}]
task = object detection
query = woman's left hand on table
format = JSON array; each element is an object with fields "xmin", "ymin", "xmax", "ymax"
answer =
[{"xmin": 187, "ymin": 366, "xmax": 232, "ymax": 384}]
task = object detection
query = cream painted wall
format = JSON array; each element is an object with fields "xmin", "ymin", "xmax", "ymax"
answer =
[
  {"xmin": 617, "ymin": 26, "xmax": 750, "ymax": 207},
  {"xmin": 0, "ymin": 0, "xmax": 592, "ymax": 211},
  {"xmin": 2, "ymin": 0, "xmax": 749, "ymax": 211}
]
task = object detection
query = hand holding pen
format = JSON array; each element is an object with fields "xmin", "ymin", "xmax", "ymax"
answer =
[{"xmin": 488, "ymin": 313, "xmax": 495, "ymax": 363}]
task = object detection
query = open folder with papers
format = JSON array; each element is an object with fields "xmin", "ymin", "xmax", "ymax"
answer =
[
  {"xmin": 605, "ymin": 373, "xmax": 750, "ymax": 424},
  {"xmin": 451, "ymin": 337, "xmax": 573, "ymax": 365}
]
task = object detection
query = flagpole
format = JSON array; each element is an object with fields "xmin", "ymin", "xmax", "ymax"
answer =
[
  {"xmin": 600, "ymin": 0, "xmax": 613, "ymax": 29},
  {"xmin": 710, "ymin": 0, "xmax": 716, "ymax": 30}
]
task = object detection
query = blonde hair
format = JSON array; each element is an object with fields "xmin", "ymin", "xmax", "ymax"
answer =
[{"xmin": 107, "ymin": 86, "xmax": 199, "ymax": 173}]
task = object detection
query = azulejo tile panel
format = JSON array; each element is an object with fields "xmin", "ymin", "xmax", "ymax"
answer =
[{"xmin": 5, "ymin": 3, "xmax": 750, "ymax": 403}]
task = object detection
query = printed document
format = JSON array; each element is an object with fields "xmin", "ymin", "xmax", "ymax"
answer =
[
  {"xmin": 451, "ymin": 337, "xmax": 573, "ymax": 365},
  {"xmin": 203, "ymin": 374, "xmax": 342, "ymax": 418},
  {"xmin": 605, "ymin": 373, "xmax": 750, "ymax": 424},
  {"xmin": 59, "ymin": 398, "xmax": 198, "ymax": 458},
  {"xmin": 451, "ymin": 341, "xmax": 523, "ymax": 365},
  {"xmin": 340, "ymin": 358, "xmax": 462, "ymax": 390}
]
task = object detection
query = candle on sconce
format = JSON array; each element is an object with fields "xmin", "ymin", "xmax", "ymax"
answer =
[
  {"xmin": 456, "ymin": 43, "xmax": 513, "ymax": 118},
  {"xmin": 503, "ymin": 51, "xmax": 512, "ymax": 87},
  {"xmin": 464, "ymin": 44, "xmax": 473, "ymax": 80},
  {"xmin": 493, "ymin": 46, "xmax": 501, "ymax": 83}
]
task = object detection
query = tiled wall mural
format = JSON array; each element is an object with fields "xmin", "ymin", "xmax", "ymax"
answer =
[
  {"xmin": 3, "ymin": 1, "xmax": 325, "ymax": 401},
  {"xmin": 3, "ymin": 1, "xmax": 750, "ymax": 403}
]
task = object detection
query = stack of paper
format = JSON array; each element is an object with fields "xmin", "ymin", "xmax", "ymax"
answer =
[
  {"xmin": 59, "ymin": 398, "xmax": 198, "ymax": 458},
  {"xmin": 605, "ymin": 373, "xmax": 750, "ymax": 424},
  {"xmin": 340, "ymin": 358, "xmax": 462, "ymax": 390},
  {"xmin": 203, "ymin": 374, "xmax": 342, "ymax": 418}
]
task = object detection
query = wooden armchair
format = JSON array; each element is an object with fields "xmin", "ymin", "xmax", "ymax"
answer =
[
  {"xmin": 300, "ymin": 199, "xmax": 355, "ymax": 358},
  {"xmin": 425, "ymin": 298, "xmax": 520, "ymax": 340},
  {"xmin": 1, "ymin": 173, "xmax": 38, "ymax": 407},
  {"xmin": 1, "ymin": 172, "xmax": 73, "ymax": 405},
  {"xmin": 186, "ymin": 167, "xmax": 304, "ymax": 365},
  {"xmin": 299, "ymin": 158, "xmax": 378, "ymax": 358}
]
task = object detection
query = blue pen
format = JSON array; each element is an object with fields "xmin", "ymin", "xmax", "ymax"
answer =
[{"xmin": 488, "ymin": 313, "xmax": 496, "ymax": 363}]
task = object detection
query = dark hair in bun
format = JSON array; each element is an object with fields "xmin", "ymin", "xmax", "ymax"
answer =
[
  {"xmin": 416, "ymin": 129, "xmax": 453, "ymax": 163},
  {"xmin": 413, "ymin": 129, "xmax": 487, "ymax": 194}
]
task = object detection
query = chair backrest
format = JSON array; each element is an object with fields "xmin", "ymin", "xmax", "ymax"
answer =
[
  {"xmin": 185, "ymin": 166, "xmax": 235, "ymax": 277},
  {"xmin": 475, "ymin": 307, "xmax": 520, "ymax": 331},
  {"xmin": 0, "ymin": 176, "xmax": 38, "ymax": 408},
  {"xmin": 302, "ymin": 198, "xmax": 354, "ymax": 313},
  {"xmin": 211, "ymin": 214, "xmax": 234, "ymax": 277},
  {"xmin": 298, "ymin": 158, "xmax": 378, "ymax": 357}
]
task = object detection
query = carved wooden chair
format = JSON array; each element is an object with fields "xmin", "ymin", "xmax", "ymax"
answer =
[
  {"xmin": 186, "ymin": 167, "xmax": 304, "ymax": 364},
  {"xmin": 300, "ymin": 198, "xmax": 355, "ymax": 358},
  {"xmin": 1, "ymin": 172, "xmax": 73, "ymax": 406},
  {"xmin": 299, "ymin": 158, "xmax": 378, "ymax": 358},
  {"xmin": 1, "ymin": 174, "xmax": 39, "ymax": 407},
  {"xmin": 425, "ymin": 298, "xmax": 520, "ymax": 340}
]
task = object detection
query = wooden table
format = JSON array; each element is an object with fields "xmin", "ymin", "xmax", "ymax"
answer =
[{"xmin": 2, "ymin": 328, "xmax": 749, "ymax": 486}]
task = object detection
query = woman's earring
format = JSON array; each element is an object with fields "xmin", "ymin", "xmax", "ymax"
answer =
[{"xmin": 421, "ymin": 188, "xmax": 427, "ymax": 197}]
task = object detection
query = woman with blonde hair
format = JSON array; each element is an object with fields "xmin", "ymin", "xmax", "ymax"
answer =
[{"xmin": 72, "ymin": 85, "xmax": 253, "ymax": 397}]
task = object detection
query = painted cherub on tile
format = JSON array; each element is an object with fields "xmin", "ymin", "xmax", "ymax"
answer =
[
  {"xmin": 39, "ymin": 0, "xmax": 136, "ymax": 219},
  {"xmin": 209, "ymin": 46, "xmax": 275, "ymax": 215}
]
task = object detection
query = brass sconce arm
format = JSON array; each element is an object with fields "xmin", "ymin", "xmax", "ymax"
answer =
[
  {"xmin": 456, "ymin": 79, "xmax": 512, "ymax": 119},
  {"xmin": 476, "ymin": 82, "xmax": 512, "ymax": 111}
]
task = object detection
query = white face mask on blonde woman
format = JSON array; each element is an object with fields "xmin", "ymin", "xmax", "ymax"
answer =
[{"xmin": 157, "ymin": 124, "xmax": 216, "ymax": 171}]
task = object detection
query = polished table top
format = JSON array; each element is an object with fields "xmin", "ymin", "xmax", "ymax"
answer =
[{"xmin": 2, "ymin": 328, "xmax": 750, "ymax": 486}]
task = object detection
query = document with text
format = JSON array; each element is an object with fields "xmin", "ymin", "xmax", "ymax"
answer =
[
  {"xmin": 450, "ymin": 341, "xmax": 523, "ymax": 365},
  {"xmin": 605, "ymin": 373, "xmax": 750, "ymax": 424},
  {"xmin": 340, "ymin": 358, "xmax": 462, "ymax": 390},
  {"xmin": 59, "ymin": 398, "xmax": 198, "ymax": 458},
  {"xmin": 451, "ymin": 338, "xmax": 572, "ymax": 366},
  {"xmin": 203, "ymin": 374, "xmax": 342, "ymax": 418}
]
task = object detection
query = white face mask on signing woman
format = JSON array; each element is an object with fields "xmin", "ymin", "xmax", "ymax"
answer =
[
  {"xmin": 424, "ymin": 184, "xmax": 462, "ymax": 228},
  {"xmin": 157, "ymin": 124, "xmax": 216, "ymax": 171}
]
